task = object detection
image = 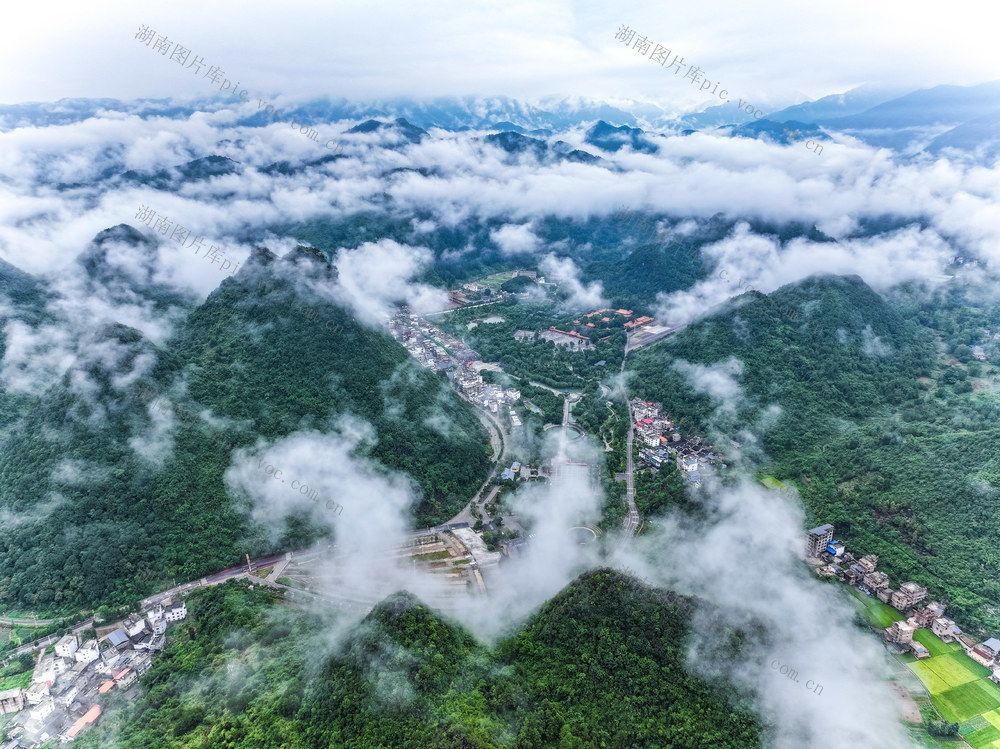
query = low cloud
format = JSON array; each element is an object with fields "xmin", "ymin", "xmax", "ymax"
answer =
[{"xmin": 540, "ymin": 253, "xmax": 607, "ymax": 309}]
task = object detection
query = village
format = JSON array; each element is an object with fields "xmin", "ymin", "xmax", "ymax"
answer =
[
  {"xmin": 628, "ymin": 398, "xmax": 723, "ymax": 486},
  {"xmin": 0, "ymin": 598, "xmax": 187, "ymax": 746},
  {"xmin": 806, "ymin": 522, "xmax": 1000, "ymax": 684},
  {"xmin": 388, "ymin": 309, "xmax": 523, "ymax": 424}
]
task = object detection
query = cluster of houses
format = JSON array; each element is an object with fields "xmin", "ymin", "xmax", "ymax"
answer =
[
  {"xmin": 629, "ymin": 399, "xmax": 722, "ymax": 485},
  {"xmin": 0, "ymin": 599, "xmax": 186, "ymax": 747},
  {"xmin": 389, "ymin": 310, "xmax": 521, "ymax": 419},
  {"xmin": 804, "ymin": 523, "xmax": 1000, "ymax": 673},
  {"xmin": 500, "ymin": 461, "xmax": 528, "ymax": 481}
]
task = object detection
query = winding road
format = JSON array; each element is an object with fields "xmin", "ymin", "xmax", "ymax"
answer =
[{"xmin": 619, "ymin": 354, "xmax": 640, "ymax": 543}]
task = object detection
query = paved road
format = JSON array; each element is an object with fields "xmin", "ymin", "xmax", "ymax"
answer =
[
  {"xmin": 623, "ymin": 410, "xmax": 639, "ymax": 537},
  {"xmin": 619, "ymin": 356, "xmax": 640, "ymax": 543}
]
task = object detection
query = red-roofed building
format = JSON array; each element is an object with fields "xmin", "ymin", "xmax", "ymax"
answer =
[
  {"xmin": 98, "ymin": 680, "xmax": 115, "ymax": 694},
  {"xmin": 616, "ymin": 309, "xmax": 633, "ymax": 317},
  {"xmin": 586, "ymin": 323, "xmax": 595, "ymax": 328},
  {"xmin": 114, "ymin": 667, "xmax": 137, "ymax": 689},
  {"xmin": 66, "ymin": 704, "xmax": 101, "ymax": 740},
  {"xmin": 625, "ymin": 316, "xmax": 655, "ymax": 330},
  {"xmin": 601, "ymin": 317, "xmax": 611, "ymax": 322},
  {"xmin": 642, "ymin": 418, "xmax": 653, "ymax": 425}
]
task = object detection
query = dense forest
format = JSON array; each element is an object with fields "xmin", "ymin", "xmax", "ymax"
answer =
[
  {"xmin": 0, "ymin": 244, "xmax": 491, "ymax": 615},
  {"xmin": 629, "ymin": 273, "xmax": 1000, "ymax": 633},
  {"xmin": 435, "ymin": 298, "xmax": 625, "ymax": 390},
  {"xmin": 72, "ymin": 571, "xmax": 762, "ymax": 748}
]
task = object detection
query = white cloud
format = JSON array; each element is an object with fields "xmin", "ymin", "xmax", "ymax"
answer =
[{"xmin": 540, "ymin": 253, "xmax": 607, "ymax": 309}]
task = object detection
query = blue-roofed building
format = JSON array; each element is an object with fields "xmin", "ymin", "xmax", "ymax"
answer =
[
  {"xmin": 106, "ymin": 629, "xmax": 129, "ymax": 648},
  {"xmin": 500, "ymin": 469, "xmax": 515, "ymax": 481}
]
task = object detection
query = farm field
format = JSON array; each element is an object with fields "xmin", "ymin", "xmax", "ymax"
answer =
[
  {"xmin": 914, "ymin": 628, "xmax": 962, "ymax": 658},
  {"xmin": 901, "ymin": 630, "xmax": 1000, "ymax": 746},
  {"xmin": 847, "ymin": 586, "xmax": 905, "ymax": 628}
]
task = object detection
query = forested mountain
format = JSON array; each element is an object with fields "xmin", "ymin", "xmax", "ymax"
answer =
[
  {"xmin": 629, "ymin": 273, "xmax": 1000, "ymax": 632},
  {"xmin": 0, "ymin": 239, "xmax": 490, "ymax": 614},
  {"xmin": 73, "ymin": 570, "xmax": 762, "ymax": 748}
]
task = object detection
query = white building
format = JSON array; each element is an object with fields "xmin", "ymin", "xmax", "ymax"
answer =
[
  {"xmin": 29, "ymin": 696, "xmax": 55, "ymax": 722},
  {"xmin": 123, "ymin": 613, "xmax": 147, "ymax": 638},
  {"xmin": 24, "ymin": 683, "xmax": 49, "ymax": 705},
  {"xmin": 146, "ymin": 603, "xmax": 164, "ymax": 625},
  {"xmin": 55, "ymin": 682, "xmax": 78, "ymax": 707},
  {"xmin": 74, "ymin": 639, "xmax": 100, "ymax": 664},
  {"xmin": 54, "ymin": 634, "xmax": 78, "ymax": 659},
  {"xmin": 164, "ymin": 600, "xmax": 187, "ymax": 622}
]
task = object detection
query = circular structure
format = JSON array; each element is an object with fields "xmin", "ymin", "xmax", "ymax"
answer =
[{"xmin": 569, "ymin": 526, "xmax": 597, "ymax": 545}]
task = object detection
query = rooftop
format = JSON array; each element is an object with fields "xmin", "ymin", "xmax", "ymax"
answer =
[{"xmin": 808, "ymin": 524, "xmax": 835, "ymax": 535}]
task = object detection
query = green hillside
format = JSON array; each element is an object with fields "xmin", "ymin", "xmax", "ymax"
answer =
[
  {"xmin": 629, "ymin": 274, "xmax": 1000, "ymax": 632},
  {"xmin": 72, "ymin": 570, "xmax": 761, "ymax": 748},
  {"xmin": 0, "ymin": 244, "xmax": 490, "ymax": 615}
]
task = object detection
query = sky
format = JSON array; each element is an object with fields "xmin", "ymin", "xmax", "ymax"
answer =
[
  {"xmin": 2, "ymin": 3, "xmax": 998, "ymax": 745},
  {"xmin": 2, "ymin": 0, "xmax": 998, "ymax": 109}
]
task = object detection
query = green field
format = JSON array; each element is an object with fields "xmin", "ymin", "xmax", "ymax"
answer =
[
  {"xmin": 914, "ymin": 628, "xmax": 961, "ymax": 658},
  {"xmin": 477, "ymin": 271, "xmax": 517, "ymax": 290},
  {"xmin": 847, "ymin": 587, "xmax": 905, "ymax": 628},
  {"xmin": 966, "ymin": 723, "xmax": 1000, "ymax": 749},
  {"xmin": 936, "ymin": 679, "xmax": 1000, "ymax": 724},
  {"xmin": 0, "ymin": 671, "xmax": 31, "ymax": 691},
  {"xmin": 907, "ymin": 649, "xmax": 1000, "ymax": 733},
  {"xmin": 911, "ymin": 652, "xmax": 983, "ymax": 695},
  {"xmin": 760, "ymin": 475, "xmax": 786, "ymax": 490},
  {"xmin": 899, "ymin": 629, "xmax": 1000, "ymax": 744}
]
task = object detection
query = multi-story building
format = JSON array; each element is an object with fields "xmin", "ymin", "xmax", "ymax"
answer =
[
  {"xmin": 913, "ymin": 602, "xmax": 946, "ymax": 628},
  {"xmin": 29, "ymin": 695, "xmax": 55, "ymax": 722},
  {"xmin": 888, "ymin": 620, "xmax": 915, "ymax": 644},
  {"xmin": 0, "ymin": 688, "xmax": 24, "ymax": 714},
  {"xmin": 932, "ymin": 617, "xmax": 960, "ymax": 642},
  {"xmin": 863, "ymin": 571, "xmax": 890, "ymax": 592},
  {"xmin": 75, "ymin": 639, "xmax": 100, "ymax": 664},
  {"xmin": 165, "ymin": 600, "xmax": 187, "ymax": 622},
  {"xmin": 891, "ymin": 582, "xmax": 928, "ymax": 611},
  {"xmin": 858, "ymin": 554, "xmax": 879, "ymax": 573},
  {"xmin": 54, "ymin": 633, "xmax": 78, "ymax": 659},
  {"xmin": 806, "ymin": 524, "xmax": 835, "ymax": 557},
  {"xmin": 123, "ymin": 613, "xmax": 148, "ymax": 638},
  {"xmin": 971, "ymin": 638, "xmax": 1000, "ymax": 666},
  {"xmin": 113, "ymin": 667, "xmax": 137, "ymax": 689},
  {"xmin": 24, "ymin": 682, "xmax": 49, "ymax": 705}
]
